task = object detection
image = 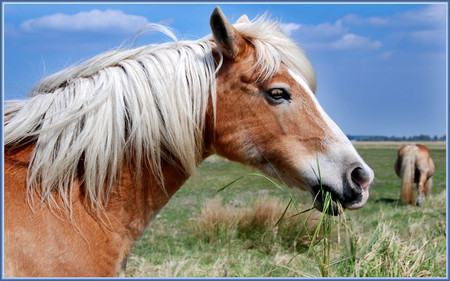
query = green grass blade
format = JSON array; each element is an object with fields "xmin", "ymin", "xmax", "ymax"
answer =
[{"xmin": 274, "ymin": 198, "xmax": 292, "ymax": 228}]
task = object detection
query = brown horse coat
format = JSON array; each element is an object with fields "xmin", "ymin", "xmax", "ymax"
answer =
[{"xmin": 395, "ymin": 144, "xmax": 434, "ymax": 206}]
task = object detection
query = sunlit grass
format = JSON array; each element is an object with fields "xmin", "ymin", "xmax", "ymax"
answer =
[{"xmin": 126, "ymin": 142, "xmax": 446, "ymax": 277}]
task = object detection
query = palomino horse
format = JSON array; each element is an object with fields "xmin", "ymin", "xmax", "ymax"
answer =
[
  {"xmin": 4, "ymin": 7, "xmax": 374, "ymax": 277},
  {"xmin": 395, "ymin": 144, "xmax": 434, "ymax": 206}
]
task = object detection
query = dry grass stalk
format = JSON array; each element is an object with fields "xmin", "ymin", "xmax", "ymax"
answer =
[{"xmin": 193, "ymin": 195, "xmax": 323, "ymax": 250}]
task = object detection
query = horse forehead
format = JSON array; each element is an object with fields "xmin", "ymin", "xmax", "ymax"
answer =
[{"xmin": 265, "ymin": 64, "xmax": 300, "ymax": 86}]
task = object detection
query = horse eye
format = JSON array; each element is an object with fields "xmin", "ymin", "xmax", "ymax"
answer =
[{"xmin": 265, "ymin": 88, "xmax": 291, "ymax": 103}]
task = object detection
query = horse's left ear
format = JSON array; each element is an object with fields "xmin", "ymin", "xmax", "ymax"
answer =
[{"xmin": 210, "ymin": 7, "xmax": 246, "ymax": 59}]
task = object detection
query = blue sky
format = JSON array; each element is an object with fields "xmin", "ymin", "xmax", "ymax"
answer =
[{"xmin": 2, "ymin": 2, "xmax": 447, "ymax": 137}]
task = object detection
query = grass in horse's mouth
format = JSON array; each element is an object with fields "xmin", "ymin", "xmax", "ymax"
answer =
[{"xmin": 312, "ymin": 185, "xmax": 343, "ymax": 216}]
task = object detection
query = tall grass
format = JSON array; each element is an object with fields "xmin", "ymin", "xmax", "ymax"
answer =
[
  {"xmin": 310, "ymin": 153, "xmax": 335, "ymax": 277},
  {"xmin": 333, "ymin": 189, "xmax": 447, "ymax": 277},
  {"xmin": 212, "ymin": 164, "xmax": 338, "ymax": 277},
  {"xmin": 189, "ymin": 187, "xmax": 446, "ymax": 278},
  {"xmin": 196, "ymin": 151, "xmax": 354, "ymax": 278},
  {"xmin": 126, "ymin": 143, "xmax": 446, "ymax": 277},
  {"xmin": 126, "ymin": 190, "xmax": 446, "ymax": 277},
  {"xmin": 192, "ymin": 195, "xmax": 323, "ymax": 253}
]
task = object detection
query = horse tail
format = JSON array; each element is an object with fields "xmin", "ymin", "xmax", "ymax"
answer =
[{"xmin": 399, "ymin": 145, "xmax": 418, "ymax": 205}]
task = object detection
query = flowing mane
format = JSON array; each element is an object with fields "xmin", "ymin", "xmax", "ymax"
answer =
[{"xmin": 4, "ymin": 16, "xmax": 316, "ymax": 210}]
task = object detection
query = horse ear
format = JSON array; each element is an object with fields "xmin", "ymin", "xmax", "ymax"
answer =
[
  {"xmin": 236, "ymin": 14, "xmax": 250, "ymax": 24},
  {"xmin": 210, "ymin": 6, "xmax": 245, "ymax": 59}
]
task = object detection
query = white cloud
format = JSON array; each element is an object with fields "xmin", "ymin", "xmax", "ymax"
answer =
[
  {"xmin": 395, "ymin": 4, "xmax": 446, "ymax": 27},
  {"xmin": 341, "ymin": 4, "xmax": 446, "ymax": 28},
  {"xmin": 409, "ymin": 29, "xmax": 446, "ymax": 43},
  {"xmin": 298, "ymin": 20, "xmax": 348, "ymax": 39},
  {"xmin": 288, "ymin": 4, "xmax": 445, "ymax": 51},
  {"xmin": 331, "ymin": 33, "xmax": 382, "ymax": 50},
  {"xmin": 287, "ymin": 19, "xmax": 382, "ymax": 51},
  {"xmin": 20, "ymin": 9, "xmax": 150, "ymax": 34},
  {"xmin": 279, "ymin": 22, "xmax": 301, "ymax": 36},
  {"xmin": 379, "ymin": 50, "xmax": 395, "ymax": 60},
  {"xmin": 387, "ymin": 27, "xmax": 445, "ymax": 46},
  {"xmin": 341, "ymin": 14, "xmax": 388, "ymax": 26}
]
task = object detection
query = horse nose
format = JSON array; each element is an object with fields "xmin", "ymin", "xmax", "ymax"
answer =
[{"xmin": 349, "ymin": 165, "xmax": 372, "ymax": 190}]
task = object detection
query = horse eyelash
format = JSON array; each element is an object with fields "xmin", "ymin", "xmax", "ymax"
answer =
[{"xmin": 266, "ymin": 88, "xmax": 291, "ymax": 102}]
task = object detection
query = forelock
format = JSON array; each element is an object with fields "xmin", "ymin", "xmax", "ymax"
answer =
[{"xmin": 234, "ymin": 15, "xmax": 316, "ymax": 92}]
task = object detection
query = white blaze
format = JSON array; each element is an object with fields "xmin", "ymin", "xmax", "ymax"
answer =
[{"xmin": 287, "ymin": 69, "xmax": 374, "ymax": 197}]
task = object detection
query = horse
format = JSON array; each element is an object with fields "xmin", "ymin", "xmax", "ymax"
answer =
[
  {"xmin": 4, "ymin": 7, "xmax": 374, "ymax": 277},
  {"xmin": 394, "ymin": 144, "xmax": 435, "ymax": 206}
]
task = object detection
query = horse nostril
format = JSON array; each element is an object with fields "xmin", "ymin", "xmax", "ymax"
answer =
[{"xmin": 351, "ymin": 167, "xmax": 371, "ymax": 190}]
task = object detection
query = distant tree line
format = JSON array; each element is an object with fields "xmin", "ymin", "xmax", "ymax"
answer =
[{"xmin": 347, "ymin": 135, "xmax": 446, "ymax": 142}]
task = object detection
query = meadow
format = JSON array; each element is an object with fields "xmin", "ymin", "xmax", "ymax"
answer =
[{"xmin": 126, "ymin": 142, "xmax": 447, "ymax": 277}]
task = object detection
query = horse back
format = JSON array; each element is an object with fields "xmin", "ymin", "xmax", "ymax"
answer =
[{"xmin": 395, "ymin": 144, "xmax": 435, "ymax": 181}]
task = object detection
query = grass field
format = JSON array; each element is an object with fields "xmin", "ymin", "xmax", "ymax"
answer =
[{"xmin": 126, "ymin": 142, "xmax": 447, "ymax": 277}]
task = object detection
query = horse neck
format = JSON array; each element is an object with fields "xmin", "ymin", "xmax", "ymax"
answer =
[
  {"xmin": 106, "ymin": 159, "xmax": 194, "ymax": 239},
  {"xmin": 105, "ymin": 99, "xmax": 220, "ymax": 240}
]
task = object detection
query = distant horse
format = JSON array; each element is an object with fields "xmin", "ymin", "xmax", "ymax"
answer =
[
  {"xmin": 4, "ymin": 7, "xmax": 373, "ymax": 277},
  {"xmin": 395, "ymin": 144, "xmax": 434, "ymax": 206}
]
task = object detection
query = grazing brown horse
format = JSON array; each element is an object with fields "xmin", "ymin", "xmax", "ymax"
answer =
[
  {"xmin": 4, "ymin": 7, "xmax": 374, "ymax": 277},
  {"xmin": 395, "ymin": 144, "xmax": 434, "ymax": 206}
]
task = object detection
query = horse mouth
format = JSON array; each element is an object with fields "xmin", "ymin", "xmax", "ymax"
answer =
[
  {"xmin": 310, "ymin": 183, "xmax": 368, "ymax": 216},
  {"xmin": 311, "ymin": 185, "xmax": 343, "ymax": 215}
]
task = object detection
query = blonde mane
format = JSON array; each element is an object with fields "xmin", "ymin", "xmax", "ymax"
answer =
[{"xmin": 4, "ymin": 16, "xmax": 316, "ymax": 210}]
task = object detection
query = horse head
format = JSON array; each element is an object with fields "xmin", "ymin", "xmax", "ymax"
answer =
[{"xmin": 207, "ymin": 7, "xmax": 374, "ymax": 214}]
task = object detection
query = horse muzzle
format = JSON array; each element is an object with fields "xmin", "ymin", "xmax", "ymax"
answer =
[{"xmin": 310, "ymin": 163, "xmax": 373, "ymax": 215}]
